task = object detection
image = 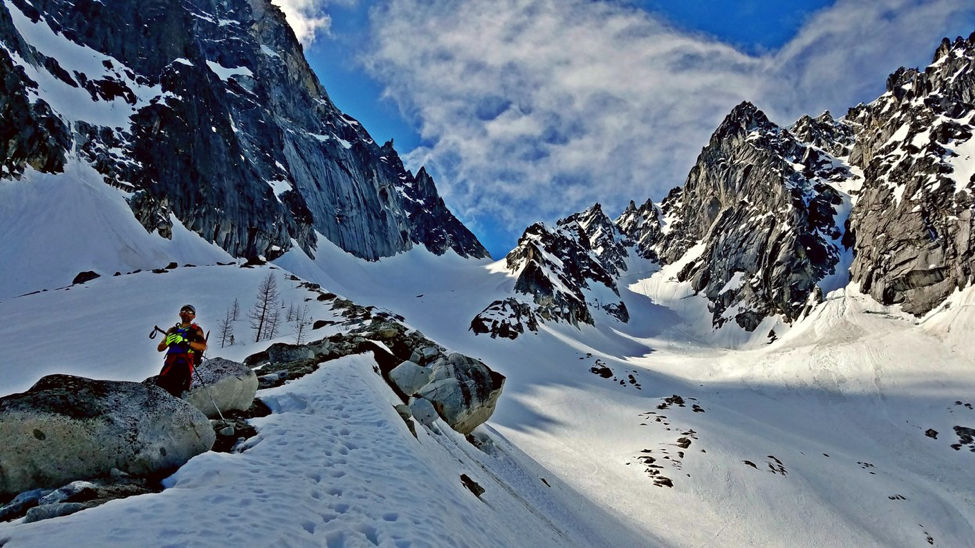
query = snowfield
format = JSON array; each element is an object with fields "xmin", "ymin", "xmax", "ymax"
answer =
[{"xmin": 0, "ymin": 165, "xmax": 973, "ymax": 547}]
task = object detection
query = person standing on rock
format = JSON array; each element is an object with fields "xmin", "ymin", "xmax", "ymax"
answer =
[{"xmin": 156, "ymin": 305, "xmax": 207, "ymax": 397}]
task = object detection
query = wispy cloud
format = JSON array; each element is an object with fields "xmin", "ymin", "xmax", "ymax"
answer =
[
  {"xmin": 361, "ymin": 0, "xmax": 975, "ymax": 254},
  {"xmin": 272, "ymin": 0, "xmax": 356, "ymax": 45}
]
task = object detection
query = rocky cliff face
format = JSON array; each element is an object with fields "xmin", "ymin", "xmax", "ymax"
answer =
[
  {"xmin": 654, "ymin": 102, "xmax": 853, "ymax": 330},
  {"xmin": 846, "ymin": 34, "xmax": 975, "ymax": 315},
  {"xmin": 0, "ymin": 0, "xmax": 488, "ymax": 261}
]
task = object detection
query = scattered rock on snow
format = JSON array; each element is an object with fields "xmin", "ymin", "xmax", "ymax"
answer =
[
  {"xmin": 266, "ymin": 343, "xmax": 315, "ymax": 365},
  {"xmin": 460, "ymin": 474, "xmax": 485, "ymax": 498},
  {"xmin": 952, "ymin": 425, "xmax": 975, "ymax": 452},
  {"xmin": 23, "ymin": 502, "xmax": 87, "ymax": 523},
  {"xmin": 71, "ymin": 271, "xmax": 100, "ymax": 285}
]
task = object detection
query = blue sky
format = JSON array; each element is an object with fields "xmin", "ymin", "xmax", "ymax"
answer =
[{"xmin": 278, "ymin": 0, "xmax": 975, "ymax": 259}]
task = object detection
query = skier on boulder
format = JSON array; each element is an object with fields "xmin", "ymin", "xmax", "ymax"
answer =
[{"xmin": 156, "ymin": 304, "xmax": 207, "ymax": 397}]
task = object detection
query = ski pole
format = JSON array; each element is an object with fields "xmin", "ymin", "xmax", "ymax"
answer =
[{"xmin": 192, "ymin": 330, "xmax": 227, "ymax": 423}]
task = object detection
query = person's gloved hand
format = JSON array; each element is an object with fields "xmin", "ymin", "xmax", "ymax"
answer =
[{"xmin": 166, "ymin": 333, "xmax": 185, "ymax": 346}]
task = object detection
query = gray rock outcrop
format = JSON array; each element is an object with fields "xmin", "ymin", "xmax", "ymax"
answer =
[
  {"xmin": 654, "ymin": 102, "xmax": 850, "ymax": 330},
  {"xmin": 248, "ymin": 302, "xmax": 506, "ymax": 435},
  {"xmin": 0, "ymin": 375, "xmax": 214, "ymax": 497},
  {"xmin": 185, "ymin": 357, "xmax": 258, "ymax": 418},
  {"xmin": 390, "ymin": 353, "xmax": 505, "ymax": 435}
]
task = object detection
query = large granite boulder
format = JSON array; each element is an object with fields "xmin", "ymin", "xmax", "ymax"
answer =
[
  {"xmin": 0, "ymin": 375, "xmax": 214, "ymax": 497},
  {"xmin": 389, "ymin": 352, "xmax": 505, "ymax": 435},
  {"xmin": 185, "ymin": 357, "xmax": 258, "ymax": 418}
]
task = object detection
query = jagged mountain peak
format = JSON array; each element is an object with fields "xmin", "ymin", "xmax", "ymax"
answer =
[
  {"xmin": 843, "ymin": 33, "xmax": 975, "ymax": 316},
  {"xmin": 791, "ymin": 110, "xmax": 855, "ymax": 157},
  {"xmin": 616, "ymin": 198, "xmax": 661, "ymax": 260},
  {"xmin": 932, "ymin": 31, "xmax": 975, "ymax": 64},
  {"xmin": 712, "ymin": 101, "xmax": 777, "ymax": 141},
  {"xmin": 469, "ymin": 30, "xmax": 975, "ymax": 344}
]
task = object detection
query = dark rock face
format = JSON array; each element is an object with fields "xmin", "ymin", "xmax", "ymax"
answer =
[
  {"xmin": 0, "ymin": 6, "xmax": 71, "ymax": 179},
  {"xmin": 846, "ymin": 34, "xmax": 975, "ymax": 315},
  {"xmin": 470, "ymin": 298, "xmax": 539, "ymax": 339},
  {"xmin": 616, "ymin": 198, "xmax": 662, "ymax": 261},
  {"xmin": 0, "ymin": 0, "xmax": 488, "ymax": 262}
]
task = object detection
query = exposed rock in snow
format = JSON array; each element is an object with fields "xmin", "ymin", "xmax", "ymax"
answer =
[
  {"xmin": 0, "ymin": 375, "xmax": 214, "ymax": 496},
  {"xmin": 470, "ymin": 298, "xmax": 539, "ymax": 339},
  {"xmin": 496, "ymin": 205, "xmax": 630, "ymax": 331},
  {"xmin": 184, "ymin": 357, "xmax": 258, "ymax": 418}
]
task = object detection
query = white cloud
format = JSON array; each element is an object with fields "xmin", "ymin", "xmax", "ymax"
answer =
[
  {"xmin": 363, "ymin": 0, "xmax": 975, "ymax": 253},
  {"xmin": 271, "ymin": 0, "xmax": 354, "ymax": 45}
]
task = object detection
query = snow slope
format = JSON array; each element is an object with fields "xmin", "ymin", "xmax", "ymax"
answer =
[
  {"xmin": 275, "ymin": 239, "xmax": 975, "ymax": 547},
  {"xmin": 0, "ymin": 161, "xmax": 231, "ymax": 302},
  {"xmin": 0, "ymin": 164, "xmax": 973, "ymax": 547}
]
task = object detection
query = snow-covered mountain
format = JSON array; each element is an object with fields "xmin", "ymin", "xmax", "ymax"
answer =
[
  {"xmin": 0, "ymin": 0, "xmax": 487, "ymax": 271},
  {"xmin": 847, "ymin": 35, "xmax": 975, "ymax": 315},
  {"xmin": 479, "ymin": 33, "xmax": 975, "ymax": 341},
  {"xmin": 1, "ymin": 1, "xmax": 974, "ymax": 546}
]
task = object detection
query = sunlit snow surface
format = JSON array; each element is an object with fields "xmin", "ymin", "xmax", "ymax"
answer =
[{"xmin": 0, "ymin": 166, "xmax": 974, "ymax": 547}]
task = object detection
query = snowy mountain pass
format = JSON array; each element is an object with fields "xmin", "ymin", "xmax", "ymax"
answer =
[{"xmin": 0, "ymin": 201, "xmax": 972, "ymax": 546}]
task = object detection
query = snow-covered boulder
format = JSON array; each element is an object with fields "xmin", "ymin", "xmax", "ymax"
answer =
[
  {"xmin": 390, "ymin": 353, "xmax": 505, "ymax": 435},
  {"xmin": 185, "ymin": 357, "xmax": 258, "ymax": 418},
  {"xmin": 0, "ymin": 375, "xmax": 214, "ymax": 497}
]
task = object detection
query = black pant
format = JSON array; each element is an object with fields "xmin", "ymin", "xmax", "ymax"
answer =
[{"xmin": 157, "ymin": 353, "xmax": 193, "ymax": 397}]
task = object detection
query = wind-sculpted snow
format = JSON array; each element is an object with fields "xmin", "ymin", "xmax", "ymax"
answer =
[{"xmin": 0, "ymin": 0, "xmax": 488, "ymax": 263}]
